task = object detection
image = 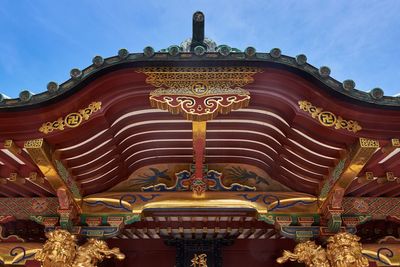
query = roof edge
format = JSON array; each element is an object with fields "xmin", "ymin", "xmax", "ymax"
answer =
[{"xmin": 1, "ymin": 48, "xmax": 399, "ymax": 110}]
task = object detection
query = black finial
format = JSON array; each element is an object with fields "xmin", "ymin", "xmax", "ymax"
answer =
[{"xmin": 190, "ymin": 11, "xmax": 206, "ymax": 51}]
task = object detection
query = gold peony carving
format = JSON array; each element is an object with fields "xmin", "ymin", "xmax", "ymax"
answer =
[
  {"xmin": 277, "ymin": 232, "xmax": 369, "ymax": 267},
  {"xmin": 35, "ymin": 229, "xmax": 125, "ymax": 267}
]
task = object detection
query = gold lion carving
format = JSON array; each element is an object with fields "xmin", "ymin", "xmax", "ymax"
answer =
[
  {"xmin": 277, "ymin": 232, "xmax": 369, "ymax": 267},
  {"xmin": 277, "ymin": 240, "xmax": 330, "ymax": 267},
  {"xmin": 35, "ymin": 229, "xmax": 125, "ymax": 267},
  {"xmin": 326, "ymin": 232, "xmax": 369, "ymax": 267}
]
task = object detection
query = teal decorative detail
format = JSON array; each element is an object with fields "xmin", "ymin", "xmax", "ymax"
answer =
[
  {"xmin": 295, "ymin": 231, "xmax": 314, "ymax": 241},
  {"xmin": 124, "ymin": 214, "xmax": 141, "ymax": 225},
  {"xmin": 327, "ymin": 214, "xmax": 342, "ymax": 233},
  {"xmin": 29, "ymin": 215, "xmax": 44, "ymax": 224},
  {"xmin": 258, "ymin": 214, "xmax": 275, "ymax": 225},
  {"xmin": 319, "ymin": 157, "xmax": 347, "ymax": 198},
  {"xmin": 55, "ymin": 160, "xmax": 82, "ymax": 199}
]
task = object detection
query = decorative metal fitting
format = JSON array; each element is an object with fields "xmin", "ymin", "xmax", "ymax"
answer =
[
  {"xmin": 19, "ymin": 90, "xmax": 33, "ymax": 102},
  {"xmin": 168, "ymin": 45, "xmax": 180, "ymax": 56},
  {"xmin": 296, "ymin": 54, "xmax": 307, "ymax": 65},
  {"xmin": 118, "ymin": 48, "xmax": 129, "ymax": 59},
  {"xmin": 47, "ymin": 81, "xmax": 59, "ymax": 93},
  {"xmin": 143, "ymin": 46, "xmax": 155, "ymax": 57},
  {"xmin": 270, "ymin": 48, "xmax": 281, "ymax": 59},
  {"xmin": 70, "ymin": 68, "xmax": 82, "ymax": 79},
  {"xmin": 92, "ymin": 55, "xmax": 104, "ymax": 67},
  {"xmin": 370, "ymin": 87, "xmax": 384, "ymax": 100},
  {"xmin": 194, "ymin": 45, "xmax": 206, "ymax": 56},
  {"xmin": 217, "ymin": 45, "xmax": 231, "ymax": 56},
  {"xmin": 319, "ymin": 66, "xmax": 331, "ymax": 78},
  {"xmin": 244, "ymin": 47, "xmax": 256, "ymax": 57},
  {"xmin": 342, "ymin": 80, "xmax": 356, "ymax": 91}
]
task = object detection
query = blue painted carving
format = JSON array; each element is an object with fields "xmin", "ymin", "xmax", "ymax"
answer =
[
  {"xmin": 128, "ymin": 168, "xmax": 171, "ymax": 187},
  {"xmin": 10, "ymin": 246, "xmax": 36, "ymax": 264},
  {"xmin": 226, "ymin": 166, "xmax": 270, "ymax": 185}
]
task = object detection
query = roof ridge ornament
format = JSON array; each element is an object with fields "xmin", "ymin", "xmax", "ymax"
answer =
[{"xmin": 180, "ymin": 11, "xmax": 217, "ymax": 52}]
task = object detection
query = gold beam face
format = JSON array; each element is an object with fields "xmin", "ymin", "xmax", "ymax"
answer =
[
  {"xmin": 320, "ymin": 137, "xmax": 379, "ymax": 207},
  {"xmin": 24, "ymin": 139, "xmax": 81, "ymax": 210}
]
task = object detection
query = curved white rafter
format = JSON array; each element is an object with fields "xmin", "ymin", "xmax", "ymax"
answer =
[
  {"xmin": 80, "ymin": 165, "xmax": 120, "ymax": 184},
  {"xmin": 70, "ymin": 149, "xmax": 114, "ymax": 169},
  {"xmin": 126, "ymin": 155, "xmax": 271, "ymax": 171},
  {"xmin": 124, "ymin": 146, "xmax": 276, "ymax": 164},
  {"xmin": 291, "ymin": 128, "xmax": 343, "ymax": 151},
  {"xmin": 119, "ymin": 129, "xmax": 282, "ymax": 149},
  {"xmin": 121, "ymin": 138, "xmax": 279, "ymax": 155},
  {"xmin": 111, "ymin": 109, "xmax": 168, "ymax": 127},
  {"xmin": 76, "ymin": 158, "xmax": 117, "ymax": 178},
  {"xmin": 282, "ymin": 156, "xmax": 325, "ymax": 177},
  {"xmin": 280, "ymin": 166, "xmax": 320, "ymax": 184},
  {"xmin": 288, "ymin": 138, "xmax": 336, "ymax": 160},
  {"xmin": 58, "ymin": 129, "xmax": 109, "ymax": 151},
  {"xmin": 58, "ymin": 109, "xmax": 333, "ymax": 160},
  {"xmin": 379, "ymin": 148, "xmax": 400, "ymax": 164},
  {"xmin": 64, "ymin": 139, "xmax": 113, "ymax": 161},
  {"xmin": 232, "ymin": 109, "xmax": 290, "ymax": 126},
  {"xmin": 285, "ymin": 147, "xmax": 330, "ymax": 169}
]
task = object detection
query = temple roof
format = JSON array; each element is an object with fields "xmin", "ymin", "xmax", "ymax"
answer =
[{"xmin": 0, "ymin": 47, "xmax": 399, "ymax": 109}]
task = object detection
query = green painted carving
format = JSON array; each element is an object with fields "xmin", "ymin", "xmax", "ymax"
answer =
[
  {"xmin": 327, "ymin": 214, "xmax": 342, "ymax": 233},
  {"xmin": 55, "ymin": 160, "xmax": 82, "ymax": 199},
  {"xmin": 257, "ymin": 214, "xmax": 275, "ymax": 225},
  {"xmin": 295, "ymin": 231, "xmax": 314, "ymax": 241},
  {"xmin": 124, "ymin": 214, "xmax": 141, "ymax": 225},
  {"xmin": 320, "ymin": 157, "xmax": 347, "ymax": 198},
  {"xmin": 30, "ymin": 215, "xmax": 44, "ymax": 224}
]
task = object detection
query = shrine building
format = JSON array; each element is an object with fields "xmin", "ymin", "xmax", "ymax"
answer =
[{"xmin": 0, "ymin": 11, "xmax": 399, "ymax": 267}]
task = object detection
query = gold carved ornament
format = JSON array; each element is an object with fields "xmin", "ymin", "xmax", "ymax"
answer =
[
  {"xmin": 277, "ymin": 232, "xmax": 369, "ymax": 267},
  {"xmin": 137, "ymin": 67, "xmax": 262, "ymax": 121},
  {"xmin": 298, "ymin": 100, "xmax": 362, "ymax": 133},
  {"xmin": 35, "ymin": 229, "xmax": 125, "ymax": 267},
  {"xmin": 39, "ymin": 102, "xmax": 101, "ymax": 134}
]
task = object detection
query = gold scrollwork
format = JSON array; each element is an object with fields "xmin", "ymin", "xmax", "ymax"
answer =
[
  {"xmin": 139, "ymin": 67, "xmax": 261, "ymax": 121},
  {"xmin": 136, "ymin": 67, "xmax": 263, "ymax": 90},
  {"xmin": 298, "ymin": 100, "xmax": 362, "ymax": 133},
  {"xmin": 39, "ymin": 102, "xmax": 101, "ymax": 134}
]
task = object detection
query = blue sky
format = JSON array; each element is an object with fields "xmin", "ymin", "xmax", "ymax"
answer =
[{"xmin": 0, "ymin": 0, "xmax": 399, "ymax": 98}]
